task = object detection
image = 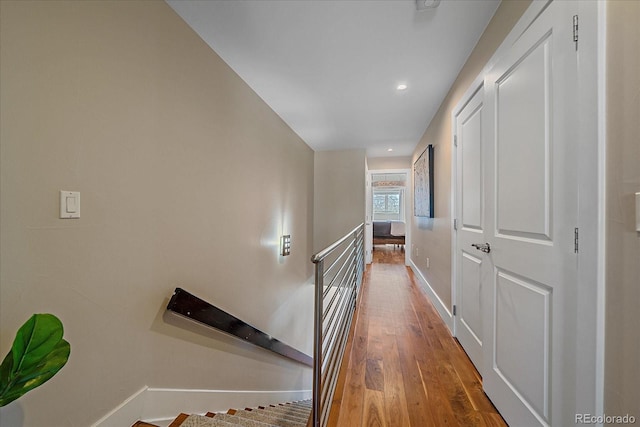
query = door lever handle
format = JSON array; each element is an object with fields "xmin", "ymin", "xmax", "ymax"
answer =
[{"xmin": 471, "ymin": 243, "xmax": 491, "ymax": 253}]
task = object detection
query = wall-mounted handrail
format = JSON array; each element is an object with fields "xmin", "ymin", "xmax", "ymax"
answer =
[
  {"xmin": 311, "ymin": 223, "xmax": 365, "ymax": 427},
  {"xmin": 166, "ymin": 287, "xmax": 313, "ymax": 367}
]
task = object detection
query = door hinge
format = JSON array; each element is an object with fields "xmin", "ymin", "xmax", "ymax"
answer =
[
  {"xmin": 574, "ymin": 227, "xmax": 579, "ymax": 253},
  {"xmin": 454, "ymin": 219, "xmax": 458, "ymax": 231},
  {"xmin": 453, "ymin": 305, "xmax": 457, "ymax": 316},
  {"xmin": 573, "ymin": 15, "xmax": 579, "ymax": 49},
  {"xmin": 454, "ymin": 135, "xmax": 458, "ymax": 147}
]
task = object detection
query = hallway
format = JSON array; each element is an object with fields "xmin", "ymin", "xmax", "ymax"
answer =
[{"xmin": 327, "ymin": 245, "xmax": 506, "ymax": 426}]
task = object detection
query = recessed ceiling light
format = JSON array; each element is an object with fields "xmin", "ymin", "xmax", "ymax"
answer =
[
  {"xmin": 387, "ymin": 148, "xmax": 394, "ymax": 152},
  {"xmin": 397, "ymin": 84, "xmax": 408, "ymax": 91},
  {"xmin": 416, "ymin": 0, "xmax": 441, "ymax": 10}
]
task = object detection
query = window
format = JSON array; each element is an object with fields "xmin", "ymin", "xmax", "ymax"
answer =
[
  {"xmin": 371, "ymin": 172, "xmax": 407, "ymax": 221},
  {"xmin": 372, "ymin": 189, "xmax": 404, "ymax": 221},
  {"xmin": 373, "ymin": 193, "xmax": 400, "ymax": 214}
]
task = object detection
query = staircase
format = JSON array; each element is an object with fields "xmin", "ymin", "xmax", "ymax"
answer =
[{"xmin": 133, "ymin": 400, "xmax": 312, "ymax": 427}]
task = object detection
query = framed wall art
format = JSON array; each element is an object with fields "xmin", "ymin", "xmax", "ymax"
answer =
[{"xmin": 413, "ymin": 144, "xmax": 434, "ymax": 218}]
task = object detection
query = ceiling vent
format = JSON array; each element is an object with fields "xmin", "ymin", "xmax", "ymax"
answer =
[{"xmin": 416, "ymin": 0, "xmax": 441, "ymax": 10}]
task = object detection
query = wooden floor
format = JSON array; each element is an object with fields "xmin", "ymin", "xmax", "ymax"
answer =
[{"xmin": 327, "ymin": 245, "xmax": 506, "ymax": 427}]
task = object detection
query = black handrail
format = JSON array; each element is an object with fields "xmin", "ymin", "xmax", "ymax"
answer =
[{"xmin": 166, "ymin": 287, "xmax": 313, "ymax": 367}]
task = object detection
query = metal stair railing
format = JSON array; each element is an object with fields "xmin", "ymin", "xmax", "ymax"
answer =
[{"xmin": 311, "ymin": 223, "xmax": 365, "ymax": 427}]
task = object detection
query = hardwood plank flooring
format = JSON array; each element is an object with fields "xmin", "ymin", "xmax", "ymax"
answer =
[{"xmin": 327, "ymin": 245, "xmax": 505, "ymax": 427}]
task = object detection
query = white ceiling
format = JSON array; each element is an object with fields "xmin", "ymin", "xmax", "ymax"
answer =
[{"xmin": 167, "ymin": 0, "xmax": 500, "ymax": 157}]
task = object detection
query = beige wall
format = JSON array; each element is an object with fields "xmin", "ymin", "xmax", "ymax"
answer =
[
  {"xmin": 604, "ymin": 0, "xmax": 640, "ymax": 419},
  {"xmin": 0, "ymin": 1, "xmax": 314, "ymax": 426},
  {"xmin": 410, "ymin": 0, "xmax": 531, "ymax": 310},
  {"xmin": 367, "ymin": 156, "xmax": 412, "ymax": 171},
  {"xmin": 314, "ymin": 150, "xmax": 366, "ymax": 252}
]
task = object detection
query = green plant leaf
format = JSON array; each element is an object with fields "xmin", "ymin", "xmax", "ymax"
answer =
[
  {"xmin": 0, "ymin": 340, "xmax": 70, "ymax": 406},
  {"xmin": 12, "ymin": 314, "xmax": 64, "ymax": 372},
  {"xmin": 0, "ymin": 351, "xmax": 14, "ymax": 393},
  {"xmin": 0, "ymin": 314, "xmax": 70, "ymax": 407}
]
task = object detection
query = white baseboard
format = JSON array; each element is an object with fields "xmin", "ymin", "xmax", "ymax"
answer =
[
  {"xmin": 91, "ymin": 386, "xmax": 148, "ymax": 427},
  {"xmin": 91, "ymin": 387, "xmax": 312, "ymax": 427},
  {"xmin": 409, "ymin": 259, "xmax": 454, "ymax": 333}
]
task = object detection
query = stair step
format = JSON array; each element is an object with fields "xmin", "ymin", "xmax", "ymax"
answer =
[
  {"xmin": 256, "ymin": 407, "xmax": 309, "ymax": 422},
  {"xmin": 268, "ymin": 405, "xmax": 310, "ymax": 416},
  {"xmin": 144, "ymin": 400, "xmax": 311, "ymax": 427},
  {"xmin": 283, "ymin": 402, "xmax": 311, "ymax": 410},
  {"xmin": 272, "ymin": 403, "xmax": 311, "ymax": 414},
  {"xmin": 267, "ymin": 407, "xmax": 310, "ymax": 419},
  {"xmin": 168, "ymin": 414, "xmax": 191, "ymax": 427},
  {"xmin": 177, "ymin": 414, "xmax": 236, "ymax": 427},
  {"xmin": 211, "ymin": 412, "xmax": 279, "ymax": 427},
  {"xmin": 232, "ymin": 409, "xmax": 307, "ymax": 427},
  {"xmin": 257, "ymin": 407, "xmax": 308, "ymax": 422}
]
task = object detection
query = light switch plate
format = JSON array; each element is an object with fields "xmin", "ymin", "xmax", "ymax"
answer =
[{"xmin": 60, "ymin": 191, "xmax": 80, "ymax": 219}]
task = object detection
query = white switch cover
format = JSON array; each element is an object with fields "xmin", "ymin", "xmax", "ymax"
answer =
[
  {"xmin": 60, "ymin": 191, "xmax": 80, "ymax": 219},
  {"xmin": 636, "ymin": 192, "xmax": 640, "ymax": 231}
]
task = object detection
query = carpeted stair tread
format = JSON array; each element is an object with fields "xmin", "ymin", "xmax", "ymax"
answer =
[
  {"xmin": 278, "ymin": 401, "xmax": 312, "ymax": 418},
  {"xmin": 252, "ymin": 407, "xmax": 308, "ymax": 423},
  {"xmin": 271, "ymin": 401, "xmax": 311, "ymax": 419},
  {"xmin": 265, "ymin": 404, "xmax": 310, "ymax": 416},
  {"xmin": 267, "ymin": 405, "xmax": 311, "ymax": 417},
  {"xmin": 231, "ymin": 409, "xmax": 307, "ymax": 427},
  {"xmin": 277, "ymin": 405, "xmax": 310, "ymax": 415},
  {"xmin": 210, "ymin": 412, "xmax": 279, "ymax": 427},
  {"xmin": 168, "ymin": 414, "xmax": 192, "ymax": 427},
  {"xmin": 267, "ymin": 404, "xmax": 311, "ymax": 414},
  {"xmin": 256, "ymin": 407, "xmax": 309, "ymax": 422},
  {"xmin": 177, "ymin": 414, "xmax": 236, "ymax": 427},
  {"xmin": 261, "ymin": 408, "xmax": 309, "ymax": 420},
  {"xmin": 272, "ymin": 404, "xmax": 311, "ymax": 414},
  {"xmin": 283, "ymin": 402, "xmax": 311, "ymax": 411},
  {"xmin": 152, "ymin": 399, "xmax": 311, "ymax": 427}
]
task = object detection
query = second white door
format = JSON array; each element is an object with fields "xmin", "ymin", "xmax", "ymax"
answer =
[{"xmin": 454, "ymin": 85, "xmax": 486, "ymax": 372}]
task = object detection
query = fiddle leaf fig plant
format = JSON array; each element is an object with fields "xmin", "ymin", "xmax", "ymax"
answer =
[{"xmin": 0, "ymin": 313, "xmax": 70, "ymax": 407}]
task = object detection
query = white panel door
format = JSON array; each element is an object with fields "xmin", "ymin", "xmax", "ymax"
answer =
[
  {"xmin": 454, "ymin": 86, "xmax": 485, "ymax": 372},
  {"xmin": 481, "ymin": 1, "xmax": 578, "ymax": 426}
]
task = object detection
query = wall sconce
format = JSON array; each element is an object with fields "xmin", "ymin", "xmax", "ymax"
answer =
[{"xmin": 281, "ymin": 235, "xmax": 291, "ymax": 256}]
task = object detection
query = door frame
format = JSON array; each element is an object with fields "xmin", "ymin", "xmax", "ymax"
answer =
[
  {"xmin": 367, "ymin": 168, "xmax": 411, "ymax": 266},
  {"xmin": 450, "ymin": 0, "xmax": 604, "ymax": 417}
]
